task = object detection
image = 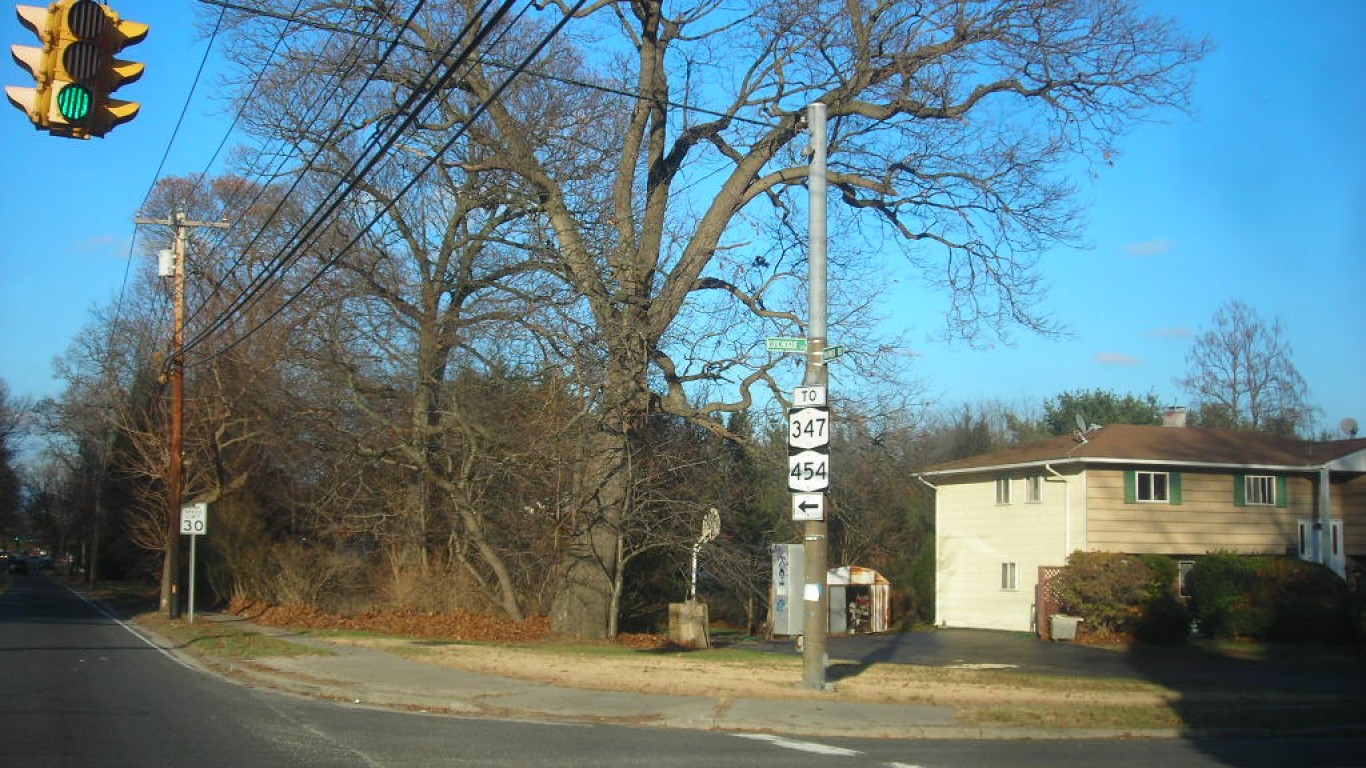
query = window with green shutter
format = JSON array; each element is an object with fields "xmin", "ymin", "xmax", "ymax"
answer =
[
  {"xmin": 1236, "ymin": 474, "xmax": 1285, "ymax": 507},
  {"xmin": 1126, "ymin": 470, "xmax": 1178, "ymax": 504}
]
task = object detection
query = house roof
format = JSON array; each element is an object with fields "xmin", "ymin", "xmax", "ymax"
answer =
[{"xmin": 923, "ymin": 424, "xmax": 1366, "ymax": 477}]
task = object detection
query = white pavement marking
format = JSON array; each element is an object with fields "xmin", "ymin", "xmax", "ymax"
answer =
[
  {"xmin": 734, "ymin": 733, "xmax": 862, "ymax": 757},
  {"xmin": 66, "ymin": 584, "xmax": 200, "ymax": 672}
]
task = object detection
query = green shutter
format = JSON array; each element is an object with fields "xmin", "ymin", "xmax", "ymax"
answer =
[
  {"xmin": 1276, "ymin": 476, "xmax": 1288, "ymax": 508},
  {"xmin": 1233, "ymin": 474, "xmax": 1246, "ymax": 507},
  {"xmin": 1169, "ymin": 472, "xmax": 1183, "ymax": 505},
  {"xmin": 1125, "ymin": 470, "xmax": 1136, "ymax": 504}
]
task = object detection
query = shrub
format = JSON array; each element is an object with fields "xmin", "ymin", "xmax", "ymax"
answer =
[
  {"xmin": 1186, "ymin": 551, "xmax": 1261, "ymax": 638},
  {"xmin": 1134, "ymin": 593, "xmax": 1191, "ymax": 644},
  {"xmin": 1055, "ymin": 551, "xmax": 1189, "ymax": 643},
  {"xmin": 1188, "ymin": 554, "xmax": 1358, "ymax": 642}
]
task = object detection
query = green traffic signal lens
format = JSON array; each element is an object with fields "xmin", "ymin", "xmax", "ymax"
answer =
[{"xmin": 56, "ymin": 83, "xmax": 92, "ymax": 121}]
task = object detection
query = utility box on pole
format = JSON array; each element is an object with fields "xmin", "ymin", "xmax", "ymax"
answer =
[{"xmin": 770, "ymin": 543, "xmax": 805, "ymax": 637}]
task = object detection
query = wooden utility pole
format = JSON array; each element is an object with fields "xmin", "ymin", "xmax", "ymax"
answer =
[{"xmin": 134, "ymin": 211, "xmax": 228, "ymax": 619}]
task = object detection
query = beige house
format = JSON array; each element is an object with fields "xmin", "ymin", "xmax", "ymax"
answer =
[{"xmin": 919, "ymin": 416, "xmax": 1366, "ymax": 633}]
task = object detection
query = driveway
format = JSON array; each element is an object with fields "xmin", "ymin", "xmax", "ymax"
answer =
[{"xmin": 744, "ymin": 629, "xmax": 1366, "ymax": 696}]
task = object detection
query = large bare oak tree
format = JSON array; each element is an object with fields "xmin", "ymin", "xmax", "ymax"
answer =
[{"xmin": 215, "ymin": 0, "xmax": 1205, "ymax": 637}]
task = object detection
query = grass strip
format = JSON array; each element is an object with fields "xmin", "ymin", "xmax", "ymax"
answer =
[{"xmin": 137, "ymin": 612, "xmax": 333, "ymax": 661}]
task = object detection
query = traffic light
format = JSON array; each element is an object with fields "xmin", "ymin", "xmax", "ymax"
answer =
[{"xmin": 6, "ymin": 0, "xmax": 147, "ymax": 139}]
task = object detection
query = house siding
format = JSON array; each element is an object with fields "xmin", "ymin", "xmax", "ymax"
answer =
[
  {"xmin": 1341, "ymin": 476, "xmax": 1366, "ymax": 559},
  {"xmin": 1086, "ymin": 469, "xmax": 1309, "ymax": 555},
  {"xmin": 935, "ymin": 470, "xmax": 1081, "ymax": 633}
]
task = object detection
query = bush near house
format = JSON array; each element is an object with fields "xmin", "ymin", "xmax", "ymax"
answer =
[
  {"xmin": 1054, "ymin": 551, "xmax": 1190, "ymax": 644},
  {"xmin": 1187, "ymin": 553, "xmax": 1359, "ymax": 643}
]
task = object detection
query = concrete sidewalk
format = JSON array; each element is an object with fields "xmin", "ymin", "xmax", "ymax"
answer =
[{"xmin": 160, "ymin": 613, "xmax": 1170, "ymax": 740}]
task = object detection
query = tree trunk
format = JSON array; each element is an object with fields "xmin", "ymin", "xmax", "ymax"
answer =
[
  {"xmin": 550, "ymin": 340, "xmax": 649, "ymax": 638},
  {"xmin": 550, "ymin": 427, "xmax": 629, "ymax": 639}
]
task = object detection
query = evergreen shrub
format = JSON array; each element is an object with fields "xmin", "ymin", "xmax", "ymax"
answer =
[{"xmin": 1187, "ymin": 553, "xmax": 1358, "ymax": 642}]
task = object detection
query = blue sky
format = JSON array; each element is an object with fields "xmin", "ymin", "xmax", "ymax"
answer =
[
  {"xmin": 896, "ymin": 0, "xmax": 1365, "ymax": 432},
  {"xmin": 1, "ymin": 1, "xmax": 1363, "ymax": 435}
]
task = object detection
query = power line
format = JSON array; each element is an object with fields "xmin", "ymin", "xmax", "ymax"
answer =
[
  {"xmin": 180, "ymin": 0, "xmax": 523, "ymax": 359},
  {"xmin": 175, "ymin": 0, "xmax": 446, "ymax": 356},
  {"xmin": 195, "ymin": 0, "xmax": 778, "ymax": 130},
  {"xmin": 178, "ymin": 3, "xmax": 401, "ymax": 333},
  {"xmin": 187, "ymin": 0, "xmax": 590, "ymax": 365}
]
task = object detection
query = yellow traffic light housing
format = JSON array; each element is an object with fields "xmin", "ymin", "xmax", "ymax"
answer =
[
  {"xmin": 91, "ymin": 0, "xmax": 148, "ymax": 137},
  {"xmin": 5, "ymin": 3, "xmax": 58, "ymax": 129},
  {"xmin": 6, "ymin": 0, "xmax": 147, "ymax": 139}
]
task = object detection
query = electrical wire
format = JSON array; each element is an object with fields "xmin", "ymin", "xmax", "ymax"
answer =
[
  {"xmin": 103, "ymin": 4, "xmax": 231, "ymax": 425},
  {"xmin": 196, "ymin": 0, "xmax": 778, "ymax": 129},
  {"xmin": 182, "ymin": 0, "xmax": 766, "ymax": 367},
  {"xmin": 177, "ymin": 0, "xmax": 454, "ymax": 347},
  {"xmin": 179, "ymin": 3, "xmax": 397, "ymax": 332},
  {"xmin": 181, "ymin": 0, "xmax": 517, "ymax": 357},
  {"xmin": 161, "ymin": 0, "xmax": 440, "ymax": 368},
  {"xmin": 187, "ymin": 0, "xmax": 588, "ymax": 364}
]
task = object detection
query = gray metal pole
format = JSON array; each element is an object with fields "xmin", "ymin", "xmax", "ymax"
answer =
[
  {"xmin": 800, "ymin": 102, "xmax": 830, "ymax": 690},
  {"xmin": 188, "ymin": 532, "xmax": 196, "ymax": 624}
]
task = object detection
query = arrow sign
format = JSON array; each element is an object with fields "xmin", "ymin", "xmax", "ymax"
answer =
[{"xmin": 792, "ymin": 493, "xmax": 824, "ymax": 521}]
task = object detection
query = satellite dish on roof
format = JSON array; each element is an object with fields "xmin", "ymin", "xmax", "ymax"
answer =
[
  {"xmin": 1072, "ymin": 413, "xmax": 1091, "ymax": 444},
  {"xmin": 1342, "ymin": 417, "xmax": 1360, "ymax": 438}
]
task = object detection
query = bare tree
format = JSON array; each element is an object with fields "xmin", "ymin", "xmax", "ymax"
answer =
[
  {"xmin": 0, "ymin": 380, "xmax": 27, "ymax": 535},
  {"xmin": 212, "ymin": 0, "xmax": 1205, "ymax": 637},
  {"xmin": 459, "ymin": 0, "xmax": 1206, "ymax": 638},
  {"xmin": 1178, "ymin": 299, "xmax": 1313, "ymax": 435}
]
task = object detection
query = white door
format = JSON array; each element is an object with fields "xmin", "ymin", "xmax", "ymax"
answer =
[
  {"xmin": 1328, "ymin": 519, "xmax": 1345, "ymax": 578},
  {"xmin": 1298, "ymin": 518, "xmax": 1346, "ymax": 578}
]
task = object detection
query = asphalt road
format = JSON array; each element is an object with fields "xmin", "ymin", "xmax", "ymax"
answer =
[{"xmin": 0, "ymin": 570, "xmax": 1361, "ymax": 767}]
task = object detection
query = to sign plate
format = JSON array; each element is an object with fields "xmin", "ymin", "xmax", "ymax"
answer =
[
  {"xmin": 793, "ymin": 386, "xmax": 826, "ymax": 407},
  {"xmin": 788, "ymin": 450, "xmax": 830, "ymax": 493}
]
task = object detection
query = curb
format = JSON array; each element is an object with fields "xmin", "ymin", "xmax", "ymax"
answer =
[{"xmin": 112, "ymin": 605, "xmax": 1366, "ymax": 743}]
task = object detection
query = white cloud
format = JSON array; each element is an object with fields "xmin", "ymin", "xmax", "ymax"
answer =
[
  {"xmin": 1150, "ymin": 326, "xmax": 1194, "ymax": 339},
  {"xmin": 1124, "ymin": 239, "xmax": 1173, "ymax": 257},
  {"xmin": 1095, "ymin": 352, "xmax": 1141, "ymax": 366}
]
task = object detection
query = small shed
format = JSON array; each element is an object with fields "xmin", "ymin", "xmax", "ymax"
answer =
[
  {"xmin": 827, "ymin": 565, "xmax": 891, "ymax": 634},
  {"xmin": 769, "ymin": 546, "xmax": 893, "ymax": 637}
]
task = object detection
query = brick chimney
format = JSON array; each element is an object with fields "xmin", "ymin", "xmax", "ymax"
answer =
[{"xmin": 1163, "ymin": 406, "xmax": 1188, "ymax": 428}]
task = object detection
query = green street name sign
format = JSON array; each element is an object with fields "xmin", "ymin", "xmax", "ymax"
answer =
[{"xmin": 765, "ymin": 337, "xmax": 808, "ymax": 353}]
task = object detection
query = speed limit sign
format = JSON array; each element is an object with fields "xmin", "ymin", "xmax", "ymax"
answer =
[{"xmin": 180, "ymin": 503, "xmax": 208, "ymax": 536}]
